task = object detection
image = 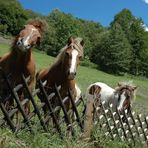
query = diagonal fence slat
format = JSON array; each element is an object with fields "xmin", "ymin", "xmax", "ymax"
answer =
[
  {"xmin": 0, "ymin": 101, "xmax": 16, "ymax": 132},
  {"xmin": 54, "ymin": 84, "xmax": 75, "ymax": 136},
  {"xmin": 38, "ymin": 80, "xmax": 62, "ymax": 137},
  {"xmin": 0, "ymin": 69, "xmax": 32, "ymax": 132},
  {"xmin": 68, "ymin": 89, "xmax": 83, "ymax": 131},
  {"xmin": 82, "ymin": 93, "xmax": 148, "ymax": 146},
  {"xmin": 0, "ymin": 69, "xmax": 85, "ymax": 138},
  {"xmin": 22, "ymin": 74, "xmax": 48, "ymax": 132},
  {"xmin": 0, "ymin": 68, "xmax": 147, "ymax": 146},
  {"xmin": 94, "ymin": 100, "xmax": 148, "ymax": 145}
]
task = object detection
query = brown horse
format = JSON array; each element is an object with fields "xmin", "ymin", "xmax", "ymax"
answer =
[
  {"xmin": 36, "ymin": 37, "xmax": 84, "ymax": 120},
  {"xmin": 0, "ymin": 19, "xmax": 47, "ymax": 115}
]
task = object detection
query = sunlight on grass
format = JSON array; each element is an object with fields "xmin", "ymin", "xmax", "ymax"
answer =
[{"xmin": 0, "ymin": 43, "xmax": 148, "ymax": 147}]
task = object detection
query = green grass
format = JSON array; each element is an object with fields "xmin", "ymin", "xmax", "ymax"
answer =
[{"xmin": 0, "ymin": 43, "xmax": 148, "ymax": 147}]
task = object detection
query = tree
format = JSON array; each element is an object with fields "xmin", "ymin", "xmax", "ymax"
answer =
[
  {"xmin": 92, "ymin": 23, "xmax": 132, "ymax": 74},
  {"xmin": 45, "ymin": 9, "xmax": 80, "ymax": 56},
  {"xmin": 0, "ymin": 0, "xmax": 27, "ymax": 35},
  {"xmin": 111, "ymin": 9, "xmax": 146, "ymax": 76},
  {"xmin": 107, "ymin": 23, "xmax": 132, "ymax": 74}
]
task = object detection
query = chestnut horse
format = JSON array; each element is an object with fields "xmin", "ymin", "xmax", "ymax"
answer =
[
  {"xmin": 36, "ymin": 37, "xmax": 84, "ymax": 120},
  {"xmin": 0, "ymin": 19, "xmax": 47, "ymax": 115}
]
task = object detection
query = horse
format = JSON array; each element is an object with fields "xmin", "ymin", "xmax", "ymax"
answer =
[
  {"xmin": 0, "ymin": 19, "xmax": 47, "ymax": 117},
  {"xmin": 86, "ymin": 81, "xmax": 137, "ymax": 114},
  {"xmin": 82, "ymin": 81, "xmax": 137, "ymax": 140},
  {"xmin": 36, "ymin": 37, "xmax": 84, "ymax": 120}
]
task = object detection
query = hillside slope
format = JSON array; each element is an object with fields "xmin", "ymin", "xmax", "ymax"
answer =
[
  {"xmin": 0, "ymin": 42, "xmax": 148, "ymax": 147},
  {"xmin": 0, "ymin": 43, "xmax": 148, "ymax": 114}
]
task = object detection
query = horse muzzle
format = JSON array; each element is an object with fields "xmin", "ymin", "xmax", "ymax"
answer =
[
  {"xmin": 16, "ymin": 39, "xmax": 31, "ymax": 52},
  {"xmin": 67, "ymin": 72, "xmax": 76, "ymax": 80}
]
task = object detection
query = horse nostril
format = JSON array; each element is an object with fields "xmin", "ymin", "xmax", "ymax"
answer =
[
  {"xmin": 20, "ymin": 38, "xmax": 24, "ymax": 42},
  {"xmin": 67, "ymin": 71, "xmax": 70, "ymax": 75},
  {"xmin": 74, "ymin": 72, "xmax": 76, "ymax": 76},
  {"xmin": 26, "ymin": 44, "xmax": 31, "ymax": 49}
]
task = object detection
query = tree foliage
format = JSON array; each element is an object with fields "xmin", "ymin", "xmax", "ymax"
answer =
[
  {"xmin": 0, "ymin": 1, "xmax": 148, "ymax": 77},
  {"xmin": 0, "ymin": 0, "xmax": 27, "ymax": 35}
]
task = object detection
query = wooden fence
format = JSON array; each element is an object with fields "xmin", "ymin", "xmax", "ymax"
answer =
[
  {"xmin": 0, "ymin": 67, "xmax": 148, "ymax": 146},
  {"xmin": 0, "ymin": 68, "xmax": 85, "ymax": 137},
  {"xmin": 82, "ymin": 95, "xmax": 148, "ymax": 146}
]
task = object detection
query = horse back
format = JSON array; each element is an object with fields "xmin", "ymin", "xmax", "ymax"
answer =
[
  {"xmin": 36, "ymin": 68, "xmax": 49, "ymax": 81},
  {"xmin": 87, "ymin": 82, "xmax": 114, "ymax": 102}
]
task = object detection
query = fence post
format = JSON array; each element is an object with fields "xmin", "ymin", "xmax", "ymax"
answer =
[{"xmin": 81, "ymin": 94, "xmax": 95, "ymax": 140}]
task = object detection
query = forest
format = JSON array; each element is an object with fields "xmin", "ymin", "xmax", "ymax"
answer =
[{"xmin": 0, "ymin": 0, "xmax": 148, "ymax": 77}]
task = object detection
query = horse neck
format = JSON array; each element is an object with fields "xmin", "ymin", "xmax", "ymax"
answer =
[
  {"xmin": 10, "ymin": 46, "xmax": 32, "ymax": 69},
  {"xmin": 47, "ymin": 62, "xmax": 66, "ymax": 84},
  {"xmin": 110, "ymin": 89, "xmax": 120, "ymax": 107},
  {"xmin": 47, "ymin": 62, "xmax": 76, "ymax": 90},
  {"xmin": 67, "ymin": 79, "xmax": 76, "ymax": 90}
]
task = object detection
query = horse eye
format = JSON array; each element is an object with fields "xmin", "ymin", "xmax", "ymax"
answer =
[
  {"xmin": 66, "ymin": 52, "xmax": 69, "ymax": 57},
  {"xmin": 22, "ymin": 26, "xmax": 26, "ymax": 30},
  {"xmin": 79, "ymin": 56, "xmax": 82, "ymax": 60}
]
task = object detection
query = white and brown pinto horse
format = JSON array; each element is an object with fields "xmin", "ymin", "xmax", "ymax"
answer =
[
  {"xmin": 82, "ymin": 82, "xmax": 137, "ymax": 139},
  {"xmin": 0, "ymin": 19, "xmax": 47, "ymax": 114},
  {"xmin": 36, "ymin": 37, "xmax": 84, "ymax": 119},
  {"xmin": 86, "ymin": 82, "xmax": 137, "ymax": 113}
]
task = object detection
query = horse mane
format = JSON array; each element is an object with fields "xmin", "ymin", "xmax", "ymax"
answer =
[
  {"xmin": 49, "ymin": 37, "xmax": 84, "ymax": 70},
  {"xmin": 115, "ymin": 81, "xmax": 137, "ymax": 101},
  {"xmin": 27, "ymin": 18, "xmax": 48, "ymax": 33},
  {"xmin": 10, "ymin": 18, "xmax": 48, "ymax": 51},
  {"xmin": 116, "ymin": 81, "xmax": 136, "ymax": 88}
]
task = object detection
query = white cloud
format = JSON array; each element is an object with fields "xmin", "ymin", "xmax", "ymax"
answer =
[
  {"xmin": 145, "ymin": 27, "xmax": 148, "ymax": 32},
  {"xmin": 143, "ymin": 24, "xmax": 148, "ymax": 32},
  {"xmin": 143, "ymin": 0, "xmax": 148, "ymax": 4}
]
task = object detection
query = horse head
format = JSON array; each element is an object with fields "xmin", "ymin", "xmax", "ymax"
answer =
[
  {"xmin": 63, "ymin": 37, "xmax": 84, "ymax": 80},
  {"xmin": 115, "ymin": 82, "xmax": 137, "ymax": 112},
  {"xmin": 15, "ymin": 19, "xmax": 47, "ymax": 53}
]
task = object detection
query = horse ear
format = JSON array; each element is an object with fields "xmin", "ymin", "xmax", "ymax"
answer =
[
  {"xmin": 132, "ymin": 86, "xmax": 137, "ymax": 91},
  {"xmin": 118, "ymin": 82, "xmax": 122, "ymax": 87},
  {"xmin": 80, "ymin": 39, "xmax": 84, "ymax": 47},
  {"xmin": 67, "ymin": 37, "xmax": 73, "ymax": 46}
]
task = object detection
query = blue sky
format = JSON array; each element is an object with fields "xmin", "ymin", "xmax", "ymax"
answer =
[{"xmin": 19, "ymin": 0, "xmax": 148, "ymax": 27}]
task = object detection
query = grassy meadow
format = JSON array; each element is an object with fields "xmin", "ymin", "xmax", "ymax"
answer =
[{"xmin": 0, "ymin": 43, "xmax": 148, "ymax": 147}]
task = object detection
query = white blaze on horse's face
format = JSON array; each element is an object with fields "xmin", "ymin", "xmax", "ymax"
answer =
[
  {"xmin": 117, "ymin": 91, "xmax": 126, "ymax": 111},
  {"xmin": 23, "ymin": 28, "xmax": 37, "ymax": 48},
  {"xmin": 16, "ymin": 25, "xmax": 40, "ymax": 52},
  {"xmin": 69, "ymin": 48, "xmax": 78, "ymax": 75}
]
